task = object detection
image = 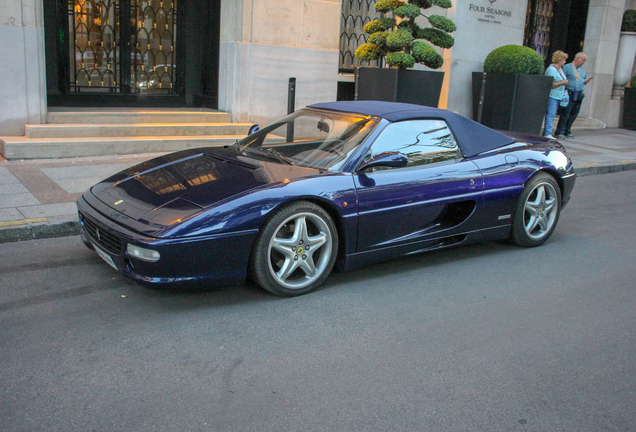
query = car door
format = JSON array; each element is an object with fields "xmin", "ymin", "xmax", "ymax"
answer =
[{"xmin": 354, "ymin": 119, "xmax": 484, "ymax": 252}]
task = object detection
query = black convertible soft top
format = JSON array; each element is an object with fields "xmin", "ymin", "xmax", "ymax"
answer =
[{"xmin": 309, "ymin": 101, "xmax": 515, "ymax": 158}]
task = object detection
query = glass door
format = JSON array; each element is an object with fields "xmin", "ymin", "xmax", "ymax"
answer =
[
  {"xmin": 130, "ymin": 0, "xmax": 178, "ymax": 93},
  {"xmin": 523, "ymin": 0, "xmax": 556, "ymax": 62},
  {"xmin": 68, "ymin": 0, "xmax": 178, "ymax": 94}
]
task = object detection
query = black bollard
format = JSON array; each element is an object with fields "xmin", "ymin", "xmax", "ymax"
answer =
[
  {"xmin": 287, "ymin": 78, "xmax": 296, "ymax": 142},
  {"xmin": 477, "ymin": 72, "xmax": 487, "ymax": 124}
]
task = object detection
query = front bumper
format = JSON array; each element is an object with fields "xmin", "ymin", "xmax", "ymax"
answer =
[
  {"xmin": 561, "ymin": 172, "xmax": 576, "ymax": 209},
  {"xmin": 77, "ymin": 195, "xmax": 258, "ymax": 289}
]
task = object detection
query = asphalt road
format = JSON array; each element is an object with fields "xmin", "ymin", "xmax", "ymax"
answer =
[{"xmin": 1, "ymin": 171, "xmax": 635, "ymax": 432}]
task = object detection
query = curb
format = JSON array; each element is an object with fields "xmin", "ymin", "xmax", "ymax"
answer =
[
  {"xmin": 574, "ymin": 161, "xmax": 636, "ymax": 177},
  {"xmin": 0, "ymin": 220, "xmax": 80, "ymax": 244},
  {"xmin": 1, "ymin": 161, "xmax": 635, "ymax": 244}
]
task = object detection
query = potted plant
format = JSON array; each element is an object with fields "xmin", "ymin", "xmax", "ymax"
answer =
[
  {"xmin": 613, "ymin": 10, "xmax": 636, "ymax": 97},
  {"xmin": 624, "ymin": 74, "xmax": 636, "ymax": 130},
  {"xmin": 472, "ymin": 45, "xmax": 553, "ymax": 135},
  {"xmin": 354, "ymin": 0, "xmax": 456, "ymax": 107}
]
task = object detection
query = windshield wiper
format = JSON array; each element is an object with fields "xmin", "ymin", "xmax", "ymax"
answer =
[
  {"xmin": 268, "ymin": 148, "xmax": 294, "ymax": 164},
  {"xmin": 227, "ymin": 139, "xmax": 242, "ymax": 153},
  {"xmin": 246, "ymin": 147, "xmax": 294, "ymax": 165}
]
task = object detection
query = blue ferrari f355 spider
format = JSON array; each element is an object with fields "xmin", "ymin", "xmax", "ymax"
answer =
[{"xmin": 77, "ymin": 101, "xmax": 576, "ymax": 296}]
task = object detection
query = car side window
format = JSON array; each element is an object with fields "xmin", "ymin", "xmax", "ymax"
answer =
[{"xmin": 366, "ymin": 119, "xmax": 459, "ymax": 169}]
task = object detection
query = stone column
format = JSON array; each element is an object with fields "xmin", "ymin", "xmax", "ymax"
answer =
[
  {"xmin": 580, "ymin": 0, "xmax": 625, "ymax": 128},
  {"xmin": 0, "ymin": 0, "xmax": 47, "ymax": 136}
]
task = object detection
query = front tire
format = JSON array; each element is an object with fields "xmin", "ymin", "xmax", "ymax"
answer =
[
  {"xmin": 251, "ymin": 201, "xmax": 338, "ymax": 296},
  {"xmin": 510, "ymin": 172, "xmax": 562, "ymax": 247}
]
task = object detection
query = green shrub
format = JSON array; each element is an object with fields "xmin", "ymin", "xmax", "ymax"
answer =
[
  {"xmin": 412, "ymin": 41, "xmax": 443, "ymax": 69},
  {"xmin": 622, "ymin": 9, "xmax": 636, "ymax": 32},
  {"xmin": 483, "ymin": 45, "xmax": 544, "ymax": 75},
  {"xmin": 368, "ymin": 31, "xmax": 389, "ymax": 47},
  {"xmin": 387, "ymin": 53, "xmax": 416, "ymax": 68},
  {"xmin": 375, "ymin": 0, "xmax": 406, "ymax": 13},
  {"xmin": 432, "ymin": 0, "xmax": 452, "ymax": 8},
  {"xmin": 428, "ymin": 15, "xmax": 456, "ymax": 33},
  {"xmin": 394, "ymin": 4, "xmax": 421, "ymax": 19},
  {"xmin": 418, "ymin": 28, "xmax": 454, "ymax": 49},
  {"xmin": 355, "ymin": 43, "xmax": 384, "ymax": 62},
  {"xmin": 364, "ymin": 18, "xmax": 396, "ymax": 33},
  {"xmin": 386, "ymin": 29, "xmax": 414, "ymax": 50},
  {"xmin": 355, "ymin": 0, "xmax": 456, "ymax": 69},
  {"xmin": 630, "ymin": 74, "xmax": 636, "ymax": 88}
]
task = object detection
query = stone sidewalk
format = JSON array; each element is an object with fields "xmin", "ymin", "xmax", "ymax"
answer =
[
  {"xmin": 1, "ymin": 128, "xmax": 636, "ymax": 243},
  {"xmin": 0, "ymin": 152, "xmax": 167, "ymax": 242}
]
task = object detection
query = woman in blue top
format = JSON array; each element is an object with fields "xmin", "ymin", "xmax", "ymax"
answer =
[{"xmin": 543, "ymin": 51, "xmax": 569, "ymax": 139}]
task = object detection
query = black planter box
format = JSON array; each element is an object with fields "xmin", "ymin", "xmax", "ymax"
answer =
[
  {"xmin": 472, "ymin": 72, "xmax": 553, "ymax": 135},
  {"xmin": 623, "ymin": 88, "xmax": 636, "ymax": 130},
  {"xmin": 355, "ymin": 68, "xmax": 444, "ymax": 107}
]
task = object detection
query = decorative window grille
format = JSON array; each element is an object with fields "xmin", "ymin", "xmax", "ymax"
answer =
[
  {"xmin": 339, "ymin": 0, "xmax": 383, "ymax": 74},
  {"xmin": 130, "ymin": 0, "xmax": 178, "ymax": 93},
  {"xmin": 68, "ymin": 0, "xmax": 121, "ymax": 91},
  {"xmin": 523, "ymin": 0, "xmax": 556, "ymax": 61},
  {"xmin": 68, "ymin": 0, "xmax": 177, "ymax": 93}
]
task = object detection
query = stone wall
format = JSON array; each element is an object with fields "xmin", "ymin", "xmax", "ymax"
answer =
[
  {"xmin": 444, "ymin": 0, "xmax": 631, "ymax": 128},
  {"xmin": 0, "ymin": 0, "xmax": 47, "ymax": 136},
  {"xmin": 218, "ymin": 0, "xmax": 341, "ymax": 126},
  {"xmin": 445, "ymin": 0, "xmax": 527, "ymax": 118},
  {"xmin": 216, "ymin": 0, "xmax": 631, "ymax": 129}
]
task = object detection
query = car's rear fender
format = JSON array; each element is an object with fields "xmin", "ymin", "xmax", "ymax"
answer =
[{"xmin": 472, "ymin": 141, "xmax": 575, "ymax": 203}]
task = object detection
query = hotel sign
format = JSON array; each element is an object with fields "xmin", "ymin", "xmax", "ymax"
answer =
[{"xmin": 468, "ymin": 0, "xmax": 513, "ymax": 25}]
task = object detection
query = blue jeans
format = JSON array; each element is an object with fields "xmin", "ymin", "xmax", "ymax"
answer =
[
  {"xmin": 543, "ymin": 97, "xmax": 559, "ymax": 136},
  {"xmin": 556, "ymin": 93, "xmax": 583, "ymax": 136}
]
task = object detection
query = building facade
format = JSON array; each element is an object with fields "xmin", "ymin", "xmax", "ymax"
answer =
[{"xmin": 1, "ymin": 0, "xmax": 635, "ymax": 137}]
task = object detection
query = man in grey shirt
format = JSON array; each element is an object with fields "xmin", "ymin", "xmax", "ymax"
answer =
[{"xmin": 555, "ymin": 52, "xmax": 593, "ymax": 139}]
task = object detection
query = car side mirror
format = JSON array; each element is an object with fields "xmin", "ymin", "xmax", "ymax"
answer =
[
  {"xmin": 357, "ymin": 152, "xmax": 408, "ymax": 171},
  {"xmin": 248, "ymin": 124, "xmax": 260, "ymax": 135}
]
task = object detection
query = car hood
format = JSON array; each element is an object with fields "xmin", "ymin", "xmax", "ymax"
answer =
[{"xmin": 90, "ymin": 148, "xmax": 320, "ymax": 228}]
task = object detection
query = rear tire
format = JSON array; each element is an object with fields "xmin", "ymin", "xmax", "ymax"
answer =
[
  {"xmin": 510, "ymin": 172, "xmax": 562, "ymax": 247},
  {"xmin": 251, "ymin": 201, "xmax": 338, "ymax": 296}
]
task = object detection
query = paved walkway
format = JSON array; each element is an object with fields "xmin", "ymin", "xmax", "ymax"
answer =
[{"xmin": 1, "ymin": 128, "xmax": 636, "ymax": 243}]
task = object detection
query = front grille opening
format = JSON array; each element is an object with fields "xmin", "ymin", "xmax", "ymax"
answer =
[{"xmin": 80, "ymin": 212, "xmax": 123, "ymax": 255}]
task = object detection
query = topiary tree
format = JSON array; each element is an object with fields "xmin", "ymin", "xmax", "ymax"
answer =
[
  {"xmin": 622, "ymin": 9, "xmax": 636, "ymax": 32},
  {"xmin": 483, "ymin": 45, "xmax": 545, "ymax": 75},
  {"xmin": 355, "ymin": 0, "xmax": 456, "ymax": 70}
]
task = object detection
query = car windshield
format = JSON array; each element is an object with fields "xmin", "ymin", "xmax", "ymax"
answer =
[{"xmin": 234, "ymin": 109, "xmax": 378, "ymax": 171}]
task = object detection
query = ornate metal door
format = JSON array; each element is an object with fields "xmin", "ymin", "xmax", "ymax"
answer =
[
  {"xmin": 68, "ymin": 0, "xmax": 178, "ymax": 94},
  {"xmin": 523, "ymin": 0, "xmax": 556, "ymax": 62}
]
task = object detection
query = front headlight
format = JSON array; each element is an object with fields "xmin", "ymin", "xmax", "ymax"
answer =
[{"xmin": 126, "ymin": 244, "xmax": 160, "ymax": 262}]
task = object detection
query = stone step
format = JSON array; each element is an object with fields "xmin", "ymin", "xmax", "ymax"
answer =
[
  {"xmin": 25, "ymin": 123, "xmax": 252, "ymax": 138},
  {"xmin": 1, "ymin": 135, "xmax": 244, "ymax": 160},
  {"xmin": 46, "ymin": 109, "xmax": 232, "ymax": 124},
  {"xmin": 551, "ymin": 115, "xmax": 606, "ymax": 130}
]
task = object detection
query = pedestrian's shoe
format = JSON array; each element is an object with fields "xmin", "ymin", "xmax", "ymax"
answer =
[
  {"xmin": 544, "ymin": 134, "xmax": 556, "ymax": 140},
  {"xmin": 555, "ymin": 134, "xmax": 566, "ymax": 139},
  {"xmin": 565, "ymin": 134, "xmax": 575, "ymax": 139}
]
